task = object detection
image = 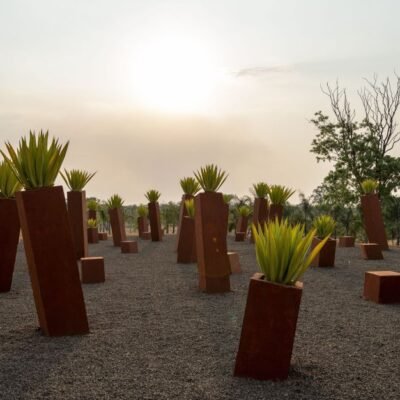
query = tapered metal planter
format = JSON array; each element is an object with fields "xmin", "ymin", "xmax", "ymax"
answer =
[
  {"xmin": 177, "ymin": 216, "xmax": 196, "ymax": 263},
  {"xmin": 195, "ymin": 192, "xmax": 230, "ymax": 293},
  {"xmin": 16, "ymin": 186, "xmax": 89, "ymax": 336},
  {"xmin": 251, "ymin": 198, "xmax": 268, "ymax": 242},
  {"xmin": 67, "ymin": 191, "xmax": 88, "ymax": 260},
  {"xmin": 176, "ymin": 194, "xmax": 193, "ymax": 250},
  {"xmin": 148, "ymin": 202, "xmax": 162, "ymax": 242},
  {"xmin": 0, "ymin": 198, "xmax": 20, "ymax": 292},
  {"xmin": 109, "ymin": 207, "xmax": 127, "ymax": 246}
]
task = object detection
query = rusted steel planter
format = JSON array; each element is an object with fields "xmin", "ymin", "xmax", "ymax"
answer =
[
  {"xmin": 269, "ymin": 204, "xmax": 283, "ymax": 223},
  {"xmin": 98, "ymin": 232, "xmax": 108, "ymax": 240},
  {"xmin": 195, "ymin": 192, "xmax": 230, "ymax": 293},
  {"xmin": 177, "ymin": 216, "xmax": 196, "ymax": 263},
  {"xmin": 235, "ymin": 273, "xmax": 303, "ymax": 380},
  {"xmin": 148, "ymin": 202, "xmax": 162, "ymax": 242},
  {"xmin": 67, "ymin": 191, "xmax": 88, "ymax": 260},
  {"xmin": 138, "ymin": 216, "xmax": 149, "ymax": 239},
  {"xmin": 109, "ymin": 207, "xmax": 127, "ymax": 246},
  {"xmin": 364, "ymin": 271, "xmax": 400, "ymax": 304},
  {"xmin": 361, "ymin": 193, "xmax": 388, "ymax": 250},
  {"xmin": 87, "ymin": 227, "xmax": 99, "ymax": 244},
  {"xmin": 88, "ymin": 209, "xmax": 96, "ymax": 221},
  {"xmin": 250, "ymin": 198, "xmax": 268, "ymax": 242},
  {"xmin": 360, "ymin": 243, "xmax": 383, "ymax": 260},
  {"xmin": 311, "ymin": 237, "xmax": 336, "ymax": 267},
  {"xmin": 0, "ymin": 198, "xmax": 20, "ymax": 292},
  {"xmin": 338, "ymin": 236, "xmax": 355, "ymax": 247},
  {"xmin": 16, "ymin": 186, "xmax": 89, "ymax": 336},
  {"xmin": 175, "ymin": 194, "xmax": 193, "ymax": 250},
  {"xmin": 80, "ymin": 257, "xmax": 105, "ymax": 284},
  {"xmin": 235, "ymin": 216, "xmax": 248, "ymax": 242}
]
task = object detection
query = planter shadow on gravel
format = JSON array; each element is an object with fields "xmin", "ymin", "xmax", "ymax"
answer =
[{"xmin": 0, "ymin": 236, "xmax": 399, "ymax": 399}]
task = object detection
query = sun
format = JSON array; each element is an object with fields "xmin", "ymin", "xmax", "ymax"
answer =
[{"xmin": 130, "ymin": 35, "xmax": 220, "ymax": 114}]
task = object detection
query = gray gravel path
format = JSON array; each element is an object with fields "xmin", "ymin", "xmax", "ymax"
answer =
[{"xmin": 1, "ymin": 235, "xmax": 399, "ymax": 400}]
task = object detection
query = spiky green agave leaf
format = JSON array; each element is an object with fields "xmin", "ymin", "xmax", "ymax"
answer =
[
  {"xmin": 0, "ymin": 160, "xmax": 22, "ymax": 198},
  {"xmin": 61, "ymin": 169, "xmax": 96, "ymax": 191},
  {"xmin": 194, "ymin": 164, "xmax": 228, "ymax": 192},
  {"xmin": 180, "ymin": 177, "xmax": 200, "ymax": 196},
  {"xmin": 145, "ymin": 189, "xmax": 161, "ymax": 203}
]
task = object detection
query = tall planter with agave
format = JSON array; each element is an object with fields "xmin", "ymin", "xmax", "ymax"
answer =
[
  {"xmin": 177, "ymin": 199, "xmax": 197, "ymax": 263},
  {"xmin": 268, "ymin": 185, "xmax": 295, "ymax": 222},
  {"xmin": 194, "ymin": 164, "xmax": 230, "ymax": 293},
  {"xmin": 250, "ymin": 182, "xmax": 269, "ymax": 243},
  {"xmin": 234, "ymin": 220, "xmax": 329, "ymax": 380},
  {"xmin": 360, "ymin": 179, "xmax": 388, "ymax": 250},
  {"xmin": 311, "ymin": 215, "xmax": 337, "ymax": 267},
  {"xmin": 146, "ymin": 190, "xmax": 162, "ymax": 242},
  {"xmin": 235, "ymin": 206, "xmax": 250, "ymax": 241},
  {"xmin": 107, "ymin": 194, "xmax": 127, "ymax": 246},
  {"xmin": 1, "ymin": 131, "xmax": 89, "ymax": 336},
  {"xmin": 137, "ymin": 204, "xmax": 150, "ymax": 239},
  {"xmin": 61, "ymin": 169, "xmax": 96, "ymax": 260},
  {"xmin": 176, "ymin": 177, "xmax": 200, "ymax": 250},
  {"xmin": 0, "ymin": 161, "xmax": 22, "ymax": 292}
]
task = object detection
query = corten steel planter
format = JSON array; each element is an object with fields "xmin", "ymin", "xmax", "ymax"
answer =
[
  {"xmin": 148, "ymin": 202, "xmax": 162, "ymax": 242},
  {"xmin": 87, "ymin": 227, "xmax": 99, "ymax": 244},
  {"xmin": 311, "ymin": 237, "xmax": 336, "ymax": 267},
  {"xmin": 360, "ymin": 243, "xmax": 383, "ymax": 260},
  {"xmin": 16, "ymin": 186, "xmax": 89, "ymax": 336},
  {"xmin": 228, "ymin": 251, "xmax": 241, "ymax": 273},
  {"xmin": 338, "ymin": 236, "xmax": 355, "ymax": 247},
  {"xmin": 121, "ymin": 240, "xmax": 138, "ymax": 253},
  {"xmin": 234, "ymin": 273, "xmax": 303, "ymax": 380},
  {"xmin": 138, "ymin": 216, "xmax": 149, "ymax": 239},
  {"xmin": 361, "ymin": 193, "xmax": 388, "ymax": 250},
  {"xmin": 67, "ymin": 191, "xmax": 88, "ymax": 260},
  {"xmin": 0, "ymin": 198, "xmax": 20, "ymax": 292},
  {"xmin": 269, "ymin": 204, "xmax": 283, "ymax": 223},
  {"xmin": 98, "ymin": 232, "xmax": 108, "ymax": 240},
  {"xmin": 88, "ymin": 209, "xmax": 97, "ymax": 221},
  {"xmin": 250, "ymin": 198, "xmax": 268, "ymax": 243},
  {"xmin": 364, "ymin": 271, "xmax": 400, "ymax": 304},
  {"xmin": 235, "ymin": 216, "xmax": 248, "ymax": 242},
  {"xmin": 109, "ymin": 207, "xmax": 127, "ymax": 246},
  {"xmin": 177, "ymin": 216, "xmax": 196, "ymax": 263},
  {"xmin": 176, "ymin": 194, "xmax": 193, "ymax": 250},
  {"xmin": 80, "ymin": 257, "xmax": 105, "ymax": 284},
  {"xmin": 195, "ymin": 192, "xmax": 230, "ymax": 293}
]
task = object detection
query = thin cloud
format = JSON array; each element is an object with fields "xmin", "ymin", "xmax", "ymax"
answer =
[{"xmin": 235, "ymin": 65, "xmax": 292, "ymax": 77}]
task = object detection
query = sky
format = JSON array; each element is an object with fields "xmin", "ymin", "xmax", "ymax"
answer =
[{"xmin": 1, "ymin": 0, "xmax": 400, "ymax": 204}]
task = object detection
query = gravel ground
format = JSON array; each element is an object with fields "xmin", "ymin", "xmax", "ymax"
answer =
[{"xmin": 1, "ymin": 234, "xmax": 399, "ymax": 400}]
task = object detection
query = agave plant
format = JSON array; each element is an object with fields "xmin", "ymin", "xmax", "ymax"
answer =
[
  {"xmin": 145, "ymin": 190, "xmax": 161, "ymax": 203},
  {"xmin": 87, "ymin": 199, "xmax": 98, "ymax": 211},
  {"xmin": 87, "ymin": 218, "xmax": 97, "ymax": 228},
  {"xmin": 1, "ymin": 130, "xmax": 69, "ymax": 189},
  {"xmin": 251, "ymin": 182, "xmax": 269, "ymax": 199},
  {"xmin": 194, "ymin": 164, "xmax": 228, "ymax": 192},
  {"xmin": 61, "ymin": 169, "xmax": 96, "ymax": 191},
  {"xmin": 313, "ymin": 215, "xmax": 336, "ymax": 238},
  {"xmin": 0, "ymin": 160, "xmax": 22, "ymax": 198},
  {"xmin": 184, "ymin": 199, "xmax": 195, "ymax": 218},
  {"xmin": 137, "ymin": 204, "xmax": 149, "ymax": 217},
  {"xmin": 361, "ymin": 179, "xmax": 378, "ymax": 194},
  {"xmin": 180, "ymin": 177, "xmax": 201, "ymax": 196},
  {"xmin": 223, "ymin": 194, "xmax": 234, "ymax": 204},
  {"xmin": 106, "ymin": 194, "xmax": 124, "ymax": 209},
  {"xmin": 252, "ymin": 219, "xmax": 329, "ymax": 285},
  {"xmin": 268, "ymin": 185, "xmax": 295, "ymax": 205},
  {"xmin": 238, "ymin": 205, "xmax": 250, "ymax": 217}
]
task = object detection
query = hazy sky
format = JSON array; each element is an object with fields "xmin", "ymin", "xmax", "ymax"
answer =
[{"xmin": 1, "ymin": 0, "xmax": 400, "ymax": 203}]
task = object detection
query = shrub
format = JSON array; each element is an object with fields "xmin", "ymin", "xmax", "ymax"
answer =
[
  {"xmin": 87, "ymin": 199, "xmax": 98, "ymax": 211},
  {"xmin": 313, "ymin": 215, "xmax": 336, "ymax": 238},
  {"xmin": 0, "ymin": 160, "xmax": 22, "ymax": 198},
  {"xmin": 252, "ymin": 219, "xmax": 329, "ymax": 285},
  {"xmin": 251, "ymin": 182, "xmax": 269, "ymax": 198},
  {"xmin": 194, "ymin": 164, "xmax": 228, "ymax": 192},
  {"xmin": 145, "ymin": 190, "xmax": 161, "ymax": 202},
  {"xmin": 268, "ymin": 185, "xmax": 295, "ymax": 205},
  {"xmin": 61, "ymin": 169, "xmax": 96, "ymax": 191},
  {"xmin": 106, "ymin": 194, "xmax": 124, "ymax": 209},
  {"xmin": 180, "ymin": 177, "xmax": 200, "ymax": 196},
  {"xmin": 87, "ymin": 218, "xmax": 97, "ymax": 228},
  {"xmin": 238, "ymin": 205, "xmax": 250, "ymax": 217},
  {"xmin": 137, "ymin": 204, "xmax": 148, "ymax": 217},
  {"xmin": 361, "ymin": 179, "xmax": 378, "ymax": 194},
  {"xmin": 184, "ymin": 199, "xmax": 195, "ymax": 218},
  {"xmin": 1, "ymin": 130, "xmax": 68, "ymax": 189}
]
